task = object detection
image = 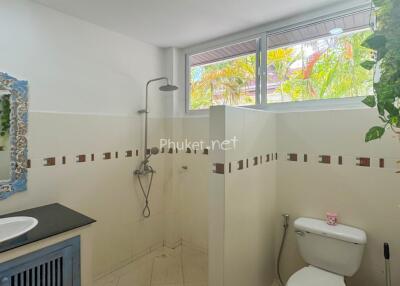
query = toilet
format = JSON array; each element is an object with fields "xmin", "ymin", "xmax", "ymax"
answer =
[{"xmin": 287, "ymin": 217, "xmax": 367, "ymax": 286}]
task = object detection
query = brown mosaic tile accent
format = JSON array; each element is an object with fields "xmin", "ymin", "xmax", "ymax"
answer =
[
  {"xmin": 203, "ymin": 148, "xmax": 209, "ymax": 155},
  {"xmin": 338, "ymin": 156, "xmax": 343, "ymax": 165},
  {"xmin": 246, "ymin": 159, "xmax": 249, "ymax": 168},
  {"xmin": 43, "ymin": 157, "xmax": 56, "ymax": 166},
  {"xmin": 379, "ymin": 158, "xmax": 385, "ymax": 168},
  {"xmin": 275, "ymin": 153, "xmax": 278, "ymax": 160},
  {"xmin": 115, "ymin": 152, "xmax": 119, "ymax": 158},
  {"xmin": 238, "ymin": 160, "xmax": 244, "ymax": 170},
  {"xmin": 103, "ymin": 152, "xmax": 111, "ymax": 160},
  {"xmin": 168, "ymin": 148, "xmax": 174, "ymax": 154},
  {"xmin": 253, "ymin": 156, "xmax": 258, "ymax": 166},
  {"xmin": 76, "ymin": 154, "xmax": 86, "ymax": 163},
  {"xmin": 186, "ymin": 148, "xmax": 192, "ymax": 154},
  {"xmin": 288, "ymin": 153, "xmax": 297, "ymax": 162},
  {"xmin": 62, "ymin": 156, "xmax": 66, "ymax": 165},
  {"xmin": 229, "ymin": 162, "xmax": 232, "ymax": 173},
  {"xmin": 260, "ymin": 155, "xmax": 263, "ymax": 164},
  {"xmin": 91, "ymin": 154, "xmax": 95, "ymax": 161},
  {"xmin": 161, "ymin": 147, "xmax": 165, "ymax": 153},
  {"xmin": 304, "ymin": 154, "xmax": 308, "ymax": 162},
  {"xmin": 27, "ymin": 159, "xmax": 31, "ymax": 169},
  {"xmin": 126, "ymin": 150, "xmax": 133, "ymax": 157},
  {"xmin": 213, "ymin": 163, "xmax": 225, "ymax": 174},
  {"xmin": 319, "ymin": 155, "xmax": 331, "ymax": 164},
  {"xmin": 266, "ymin": 154, "xmax": 270, "ymax": 162},
  {"xmin": 136, "ymin": 150, "xmax": 139, "ymax": 156},
  {"xmin": 357, "ymin": 157, "xmax": 370, "ymax": 167}
]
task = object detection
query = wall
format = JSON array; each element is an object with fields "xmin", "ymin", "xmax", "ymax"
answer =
[
  {"xmin": 179, "ymin": 105, "xmax": 400, "ymax": 286},
  {"xmin": 276, "ymin": 108, "xmax": 400, "ymax": 286},
  {"xmin": 0, "ymin": 0, "xmax": 170, "ymax": 278},
  {"xmin": 209, "ymin": 106, "xmax": 277, "ymax": 286},
  {"xmin": 166, "ymin": 117, "xmax": 210, "ymax": 251}
]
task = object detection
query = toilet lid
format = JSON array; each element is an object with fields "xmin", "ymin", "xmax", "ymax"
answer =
[{"xmin": 287, "ymin": 266, "xmax": 345, "ymax": 286}]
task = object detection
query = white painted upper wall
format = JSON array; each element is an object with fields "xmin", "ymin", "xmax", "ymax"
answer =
[
  {"xmin": 0, "ymin": 0, "xmax": 169, "ymax": 117},
  {"xmin": 33, "ymin": 0, "xmax": 367, "ymax": 48}
]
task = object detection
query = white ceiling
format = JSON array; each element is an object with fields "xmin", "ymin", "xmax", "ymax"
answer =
[{"xmin": 33, "ymin": 0, "xmax": 356, "ymax": 48}]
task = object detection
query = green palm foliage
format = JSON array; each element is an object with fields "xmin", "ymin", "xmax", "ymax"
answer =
[
  {"xmin": 190, "ymin": 55, "xmax": 256, "ymax": 110},
  {"xmin": 267, "ymin": 30, "xmax": 373, "ymax": 102},
  {"xmin": 190, "ymin": 30, "xmax": 373, "ymax": 110}
]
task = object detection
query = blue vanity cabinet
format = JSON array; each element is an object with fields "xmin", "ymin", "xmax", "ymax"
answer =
[{"xmin": 0, "ymin": 237, "xmax": 80, "ymax": 286}]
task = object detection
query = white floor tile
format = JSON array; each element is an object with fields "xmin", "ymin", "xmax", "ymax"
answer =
[
  {"xmin": 94, "ymin": 274, "xmax": 119, "ymax": 286},
  {"xmin": 95, "ymin": 246, "xmax": 208, "ymax": 286},
  {"xmin": 151, "ymin": 254, "xmax": 184, "ymax": 285}
]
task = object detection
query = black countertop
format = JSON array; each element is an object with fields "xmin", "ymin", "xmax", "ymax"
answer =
[{"xmin": 0, "ymin": 203, "xmax": 96, "ymax": 253}]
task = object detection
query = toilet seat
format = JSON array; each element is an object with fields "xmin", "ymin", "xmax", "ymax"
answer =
[{"xmin": 287, "ymin": 266, "xmax": 345, "ymax": 286}]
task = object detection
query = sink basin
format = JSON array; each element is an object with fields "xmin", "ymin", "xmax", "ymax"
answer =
[{"xmin": 0, "ymin": 216, "xmax": 38, "ymax": 243}]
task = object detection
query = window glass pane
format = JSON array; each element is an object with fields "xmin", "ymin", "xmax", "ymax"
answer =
[
  {"xmin": 189, "ymin": 39, "xmax": 257, "ymax": 110},
  {"xmin": 266, "ymin": 10, "xmax": 374, "ymax": 104}
]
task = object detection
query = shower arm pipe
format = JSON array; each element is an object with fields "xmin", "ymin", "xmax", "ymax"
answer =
[{"xmin": 143, "ymin": 77, "xmax": 169, "ymax": 161}]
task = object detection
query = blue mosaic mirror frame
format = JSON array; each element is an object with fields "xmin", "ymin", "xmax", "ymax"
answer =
[{"xmin": 0, "ymin": 73, "xmax": 28, "ymax": 199}]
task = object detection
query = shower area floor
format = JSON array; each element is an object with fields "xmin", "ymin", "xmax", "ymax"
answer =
[{"xmin": 95, "ymin": 246, "xmax": 208, "ymax": 286}]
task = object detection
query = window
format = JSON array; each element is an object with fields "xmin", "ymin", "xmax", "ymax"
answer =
[
  {"xmin": 188, "ymin": 39, "xmax": 259, "ymax": 111},
  {"xmin": 186, "ymin": 8, "xmax": 374, "ymax": 111},
  {"xmin": 266, "ymin": 10, "xmax": 373, "ymax": 103}
]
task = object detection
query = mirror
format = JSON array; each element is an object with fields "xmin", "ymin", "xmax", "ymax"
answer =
[
  {"xmin": 0, "ymin": 73, "xmax": 28, "ymax": 199},
  {"xmin": 0, "ymin": 91, "xmax": 11, "ymax": 181}
]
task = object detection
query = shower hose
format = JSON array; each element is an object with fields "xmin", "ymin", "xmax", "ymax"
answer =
[
  {"xmin": 277, "ymin": 218, "xmax": 289, "ymax": 285},
  {"xmin": 136, "ymin": 165, "xmax": 154, "ymax": 218}
]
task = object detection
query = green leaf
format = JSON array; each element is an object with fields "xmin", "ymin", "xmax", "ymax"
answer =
[
  {"xmin": 360, "ymin": 60, "xmax": 376, "ymax": 70},
  {"xmin": 365, "ymin": 126, "xmax": 385, "ymax": 142},
  {"xmin": 375, "ymin": 82, "xmax": 396, "ymax": 102},
  {"xmin": 362, "ymin": 34, "xmax": 387, "ymax": 51},
  {"xmin": 390, "ymin": 116, "xmax": 399, "ymax": 126},
  {"xmin": 384, "ymin": 102, "xmax": 399, "ymax": 116},
  {"xmin": 362, "ymin": 96, "xmax": 376, "ymax": 107},
  {"xmin": 377, "ymin": 102, "xmax": 385, "ymax": 116}
]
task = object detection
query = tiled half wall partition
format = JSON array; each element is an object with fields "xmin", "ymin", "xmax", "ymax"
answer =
[{"xmin": 209, "ymin": 106, "xmax": 277, "ymax": 286}]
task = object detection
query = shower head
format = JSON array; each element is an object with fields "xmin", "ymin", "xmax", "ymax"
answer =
[{"xmin": 159, "ymin": 84, "xmax": 178, "ymax": 92}]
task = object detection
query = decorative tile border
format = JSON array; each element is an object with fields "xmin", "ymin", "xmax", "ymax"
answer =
[
  {"xmin": 282, "ymin": 152, "xmax": 400, "ymax": 171},
  {"xmin": 211, "ymin": 152, "xmax": 400, "ymax": 175},
  {"xmin": 212, "ymin": 153, "xmax": 278, "ymax": 175},
  {"xmin": 26, "ymin": 146, "xmax": 211, "ymax": 168},
  {"xmin": 26, "ymin": 147, "xmax": 400, "ymax": 175}
]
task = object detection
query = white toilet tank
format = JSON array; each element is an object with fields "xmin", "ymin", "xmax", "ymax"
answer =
[{"xmin": 294, "ymin": 217, "xmax": 367, "ymax": 277}]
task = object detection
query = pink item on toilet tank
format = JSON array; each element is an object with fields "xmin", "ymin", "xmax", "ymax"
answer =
[{"xmin": 326, "ymin": 212, "xmax": 338, "ymax": 225}]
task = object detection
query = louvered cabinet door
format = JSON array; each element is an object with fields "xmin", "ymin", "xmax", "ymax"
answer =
[{"xmin": 0, "ymin": 237, "xmax": 80, "ymax": 286}]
